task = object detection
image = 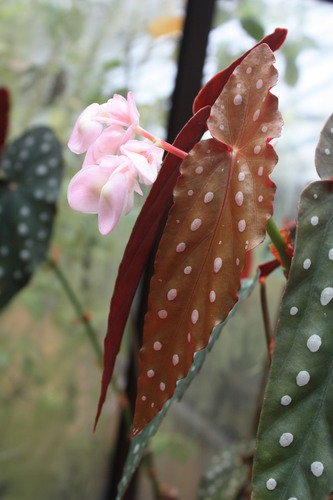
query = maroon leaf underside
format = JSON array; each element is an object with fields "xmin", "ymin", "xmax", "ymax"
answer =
[
  {"xmin": 94, "ymin": 106, "xmax": 210, "ymax": 430},
  {"xmin": 131, "ymin": 44, "xmax": 283, "ymax": 435},
  {"xmin": 193, "ymin": 27, "xmax": 287, "ymax": 113},
  {"xmin": 0, "ymin": 88, "xmax": 10, "ymax": 154}
]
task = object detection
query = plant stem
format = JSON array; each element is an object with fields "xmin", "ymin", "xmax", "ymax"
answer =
[
  {"xmin": 46, "ymin": 257, "xmax": 104, "ymax": 366},
  {"xmin": 266, "ymin": 218, "xmax": 292, "ymax": 271},
  {"xmin": 136, "ymin": 126, "xmax": 188, "ymax": 160},
  {"xmin": 260, "ymin": 280, "xmax": 272, "ymax": 365}
]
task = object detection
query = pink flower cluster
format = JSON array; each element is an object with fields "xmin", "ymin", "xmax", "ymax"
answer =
[{"xmin": 67, "ymin": 92, "xmax": 163, "ymax": 235}]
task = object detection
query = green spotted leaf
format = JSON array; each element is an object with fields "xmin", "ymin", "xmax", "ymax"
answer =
[
  {"xmin": 0, "ymin": 126, "xmax": 64, "ymax": 310},
  {"xmin": 199, "ymin": 440, "xmax": 254, "ymax": 500},
  {"xmin": 252, "ymin": 180, "xmax": 333, "ymax": 499},
  {"xmin": 117, "ymin": 276, "xmax": 258, "ymax": 500},
  {"xmin": 315, "ymin": 113, "xmax": 333, "ymax": 180}
]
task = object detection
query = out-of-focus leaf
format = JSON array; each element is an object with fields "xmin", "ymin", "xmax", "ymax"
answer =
[
  {"xmin": 148, "ymin": 15, "xmax": 184, "ymax": 37},
  {"xmin": 315, "ymin": 112, "xmax": 333, "ymax": 180},
  {"xmin": 0, "ymin": 126, "xmax": 63, "ymax": 310},
  {"xmin": 103, "ymin": 59, "xmax": 122, "ymax": 71},
  {"xmin": 117, "ymin": 276, "xmax": 258, "ymax": 500},
  {"xmin": 131, "ymin": 43, "xmax": 283, "ymax": 436},
  {"xmin": 241, "ymin": 16, "xmax": 264, "ymax": 42},
  {"xmin": 199, "ymin": 440, "xmax": 254, "ymax": 500},
  {"xmin": 253, "ymin": 180, "xmax": 333, "ymax": 499},
  {"xmin": 284, "ymin": 58, "xmax": 299, "ymax": 87},
  {"xmin": 94, "ymin": 106, "xmax": 210, "ymax": 431},
  {"xmin": 193, "ymin": 28, "xmax": 287, "ymax": 113}
]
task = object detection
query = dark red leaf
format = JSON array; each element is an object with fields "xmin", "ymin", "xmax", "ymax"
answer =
[
  {"xmin": 193, "ymin": 28, "xmax": 287, "ymax": 113},
  {"xmin": 94, "ymin": 106, "xmax": 210, "ymax": 431}
]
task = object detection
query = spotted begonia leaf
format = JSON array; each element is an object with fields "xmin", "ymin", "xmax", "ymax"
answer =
[
  {"xmin": 117, "ymin": 276, "xmax": 258, "ymax": 499},
  {"xmin": 198, "ymin": 440, "xmax": 254, "ymax": 500},
  {"xmin": 131, "ymin": 43, "xmax": 283, "ymax": 436},
  {"xmin": 0, "ymin": 126, "xmax": 63, "ymax": 310},
  {"xmin": 193, "ymin": 28, "xmax": 287, "ymax": 113},
  {"xmin": 252, "ymin": 180, "xmax": 333, "ymax": 499},
  {"xmin": 315, "ymin": 112, "xmax": 333, "ymax": 180}
]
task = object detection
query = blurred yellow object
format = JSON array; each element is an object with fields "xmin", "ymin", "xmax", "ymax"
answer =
[{"xmin": 148, "ymin": 15, "xmax": 184, "ymax": 37}]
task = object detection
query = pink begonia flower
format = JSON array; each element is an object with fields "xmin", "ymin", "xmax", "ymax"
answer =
[
  {"xmin": 67, "ymin": 91, "xmax": 166, "ymax": 234},
  {"xmin": 101, "ymin": 91, "xmax": 139, "ymax": 129},
  {"xmin": 68, "ymin": 103, "xmax": 103, "ymax": 154},
  {"xmin": 120, "ymin": 140, "xmax": 164, "ymax": 184},
  {"xmin": 82, "ymin": 124, "xmax": 131, "ymax": 168},
  {"xmin": 68, "ymin": 156, "xmax": 143, "ymax": 235}
]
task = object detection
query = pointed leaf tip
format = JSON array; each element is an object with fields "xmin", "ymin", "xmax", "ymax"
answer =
[
  {"xmin": 131, "ymin": 43, "xmax": 283, "ymax": 436},
  {"xmin": 315, "ymin": 112, "xmax": 333, "ymax": 180}
]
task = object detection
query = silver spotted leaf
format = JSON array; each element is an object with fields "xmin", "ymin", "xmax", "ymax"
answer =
[
  {"xmin": 252, "ymin": 180, "xmax": 333, "ymax": 499},
  {"xmin": 199, "ymin": 440, "xmax": 254, "ymax": 500},
  {"xmin": 315, "ymin": 113, "xmax": 333, "ymax": 180},
  {"xmin": 0, "ymin": 126, "xmax": 63, "ymax": 310},
  {"xmin": 117, "ymin": 276, "xmax": 258, "ymax": 499}
]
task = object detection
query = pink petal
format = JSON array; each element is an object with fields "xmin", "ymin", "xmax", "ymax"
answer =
[
  {"xmin": 67, "ymin": 165, "xmax": 110, "ymax": 213},
  {"xmin": 98, "ymin": 172, "xmax": 128, "ymax": 235},
  {"xmin": 68, "ymin": 103, "xmax": 103, "ymax": 154},
  {"xmin": 121, "ymin": 141, "xmax": 158, "ymax": 184},
  {"xmin": 82, "ymin": 125, "xmax": 126, "ymax": 167},
  {"xmin": 127, "ymin": 91, "xmax": 140, "ymax": 128}
]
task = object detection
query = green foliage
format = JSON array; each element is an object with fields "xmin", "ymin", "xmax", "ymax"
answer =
[
  {"xmin": 240, "ymin": 17, "xmax": 265, "ymax": 41},
  {"xmin": 0, "ymin": 126, "xmax": 63, "ymax": 310},
  {"xmin": 199, "ymin": 441, "xmax": 254, "ymax": 500},
  {"xmin": 315, "ymin": 113, "xmax": 333, "ymax": 180},
  {"xmin": 117, "ymin": 276, "xmax": 258, "ymax": 499},
  {"xmin": 253, "ymin": 180, "xmax": 333, "ymax": 498}
]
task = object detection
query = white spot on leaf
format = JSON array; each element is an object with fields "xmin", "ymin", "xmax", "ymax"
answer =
[
  {"xmin": 158, "ymin": 310, "xmax": 168, "ymax": 319},
  {"xmin": 279, "ymin": 433, "xmax": 294, "ymax": 447},
  {"xmin": 172, "ymin": 354, "xmax": 179, "ymax": 366},
  {"xmin": 253, "ymin": 109, "xmax": 260, "ymax": 121},
  {"xmin": 191, "ymin": 309, "xmax": 199, "ymax": 324},
  {"xmin": 320, "ymin": 287, "xmax": 333, "ymax": 306},
  {"xmin": 191, "ymin": 218, "xmax": 202, "ymax": 231},
  {"xmin": 184, "ymin": 266, "xmax": 192, "ymax": 274},
  {"xmin": 307, "ymin": 334, "xmax": 322, "ymax": 352},
  {"xmin": 290, "ymin": 306, "xmax": 298, "ymax": 316},
  {"xmin": 167, "ymin": 289, "xmax": 177, "ymax": 301},
  {"xmin": 281, "ymin": 395, "xmax": 292, "ymax": 406},
  {"xmin": 238, "ymin": 220, "xmax": 246, "ymax": 233},
  {"xmin": 296, "ymin": 370, "xmax": 310, "ymax": 386},
  {"xmin": 256, "ymin": 79, "xmax": 263, "ymax": 89},
  {"xmin": 303, "ymin": 258, "xmax": 311, "ymax": 270},
  {"xmin": 214, "ymin": 257, "xmax": 222, "ymax": 272},
  {"xmin": 153, "ymin": 341, "xmax": 162, "ymax": 351},
  {"xmin": 176, "ymin": 242, "xmax": 186, "ymax": 253},
  {"xmin": 233, "ymin": 94, "xmax": 242, "ymax": 105},
  {"xmin": 209, "ymin": 291, "xmax": 216, "ymax": 303},
  {"xmin": 311, "ymin": 461, "xmax": 324, "ymax": 477},
  {"xmin": 235, "ymin": 191, "xmax": 244, "ymax": 206},
  {"xmin": 195, "ymin": 166, "xmax": 203, "ymax": 174},
  {"xmin": 311, "ymin": 216, "xmax": 319, "ymax": 226},
  {"xmin": 147, "ymin": 369, "xmax": 155, "ymax": 378},
  {"xmin": 204, "ymin": 192, "xmax": 214, "ymax": 203},
  {"xmin": 266, "ymin": 478, "xmax": 277, "ymax": 491}
]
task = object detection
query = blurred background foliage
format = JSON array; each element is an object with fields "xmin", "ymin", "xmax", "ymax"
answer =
[{"xmin": 1, "ymin": 0, "xmax": 333, "ymax": 498}]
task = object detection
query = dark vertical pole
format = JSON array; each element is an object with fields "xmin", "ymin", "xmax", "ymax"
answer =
[
  {"xmin": 167, "ymin": 0, "xmax": 216, "ymax": 143},
  {"xmin": 103, "ymin": 0, "xmax": 216, "ymax": 498}
]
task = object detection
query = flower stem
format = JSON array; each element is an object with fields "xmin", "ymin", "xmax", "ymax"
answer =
[
  {"xmin": 136, "ymin": 126, "xmax": 188, "ymax": 160},
  {"xmin": 266, "ymin": 218, "xmax": 292, "ymax": 271},
  {"xmin": 260, "ymin": 280, "xmax": 272, "ymax": 365},
  {"xmin": 46, "ymin": 256, "xmax": 104, "ymax": 366}
]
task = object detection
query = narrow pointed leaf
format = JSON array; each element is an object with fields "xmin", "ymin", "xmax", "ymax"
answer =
[
  {"xmin": 252, "ymin": 180, "xmax": 333, "ymax": 499},
  {"xmin": 117, "ymin": 276, "xmax": 258, "ymax": 499},
  {"xmin": 193, "ymin": 28, "xmax": 287, "ymax": 113},
  {"xmin": 94, "ymin": 106, "xmax": 210, "ymax": 430},
  {"xmin": 315, "ymin": 112, "xmax": 333, "ymax": 179},
  {"xmin": 0, "ymin": 127, "xmax": 63, "ymax": 310},
  {"xmin": 131, "ymin": 44, "xmax": 282, "ymax": 436}
]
